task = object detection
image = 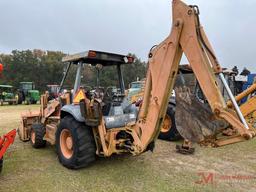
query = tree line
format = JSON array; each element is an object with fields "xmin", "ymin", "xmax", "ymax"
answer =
[{"xmin": 0, "ymin": 49, "xmax": 147, "ymax": 92}]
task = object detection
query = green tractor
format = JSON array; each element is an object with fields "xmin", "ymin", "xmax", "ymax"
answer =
[
  {"xmin": 17, "ymin": 82, "xmax": 40, "ymax": 104},
  {"xmin": 0, "ymin": 85, "xmax": 18, "ymax": 105}
]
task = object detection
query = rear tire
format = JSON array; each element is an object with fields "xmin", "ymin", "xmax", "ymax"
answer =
[
  {"xmin": 158, "ymin": 106, "xmax": 182, "ymax": 141},
  {"xmin": 0, "ymin": 158, "xmax": 3, "ymax": 173},
  {"xmin": 56, "ymin": 115, "xmax": 96, "ymax": 169},
  {"xmin": 30, "ymin": 123, "xmax": 46, "ymax": 148}
]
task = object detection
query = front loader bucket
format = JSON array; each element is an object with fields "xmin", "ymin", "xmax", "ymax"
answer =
[
  {"xmin": 175, "ymin": 86, "xmax": 228, "ymax": 144},
  {"xmin": 18, "ymin": 111, "xmax": 40, "ymax": 141}
]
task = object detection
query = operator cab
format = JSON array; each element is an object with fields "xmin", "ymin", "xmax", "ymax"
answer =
[{"xmin": 61, "ymin": 50, "xmax": 137, "ymax": 129}]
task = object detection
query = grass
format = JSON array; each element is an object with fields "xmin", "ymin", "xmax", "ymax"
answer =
[{"xmin": 0, "ymin": 105, "xmax": 256, "ymax": 192}]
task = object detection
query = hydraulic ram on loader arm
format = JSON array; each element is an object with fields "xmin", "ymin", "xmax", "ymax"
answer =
[{"xmin": 129, "ymin": 0, "xmax": 255, "ymax": 153}]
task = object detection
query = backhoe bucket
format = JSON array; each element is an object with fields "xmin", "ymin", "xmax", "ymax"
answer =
[{"xmin": 175, "ymin": 86, "xmax": 228, "ymax": 144}]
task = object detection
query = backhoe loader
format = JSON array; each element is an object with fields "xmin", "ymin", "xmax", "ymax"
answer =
[{"xmin": 18, "ymin": 0, "xmax": 255, "ymax": 169}]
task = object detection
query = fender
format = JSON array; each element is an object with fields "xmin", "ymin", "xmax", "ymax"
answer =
[{"xmin": 61, "ymin": 104, "xmax": 85, "ymax": 123}]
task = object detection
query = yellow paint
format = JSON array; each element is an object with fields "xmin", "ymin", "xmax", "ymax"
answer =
[{"xmin": 73, "ymin": 89, "xmax": 86, "ymax": 104}]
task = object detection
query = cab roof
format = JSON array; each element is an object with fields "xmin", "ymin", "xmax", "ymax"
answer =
[{"xmin": 62, "ymin": 50, "xmax": 134, "ymax": 66}]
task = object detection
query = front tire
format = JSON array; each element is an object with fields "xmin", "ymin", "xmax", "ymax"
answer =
[
  {"xmin": 56, "ymin": 115, "xmax": 96, "ymax": 169},
  {"xmin": 31, "ymin": 123, "xmax": 46, "ymax": 148},
  {"xmin": 158, "ymin": 106, "xmax": 182, "ymax": 141}
]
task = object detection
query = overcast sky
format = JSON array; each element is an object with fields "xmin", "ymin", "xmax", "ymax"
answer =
[{"xmin": 0, "ymin": 0, "xmax": 255, "ymax": 71}]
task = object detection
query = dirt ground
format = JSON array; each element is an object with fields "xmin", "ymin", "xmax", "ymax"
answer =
[{"xmin": 0, "ymin": 105, "xmax": 256, "ymax": 192}]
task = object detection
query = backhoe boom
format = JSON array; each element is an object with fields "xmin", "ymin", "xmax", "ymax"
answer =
[{"xmin": 130, "ymin": 0, "xmax": 255, "ymax": 153}]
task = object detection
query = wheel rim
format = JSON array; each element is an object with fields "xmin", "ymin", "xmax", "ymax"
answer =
[
  {"xmin": 161, "ymin": 115, "xmax": 172, "ymax": 133},
  {"xmin": 31, "ymin": 130, "xmax": 35, "ymax": 144},
  {"xmin": 60, "ymin": 129, "xmax": 73, "ymax": 159}
]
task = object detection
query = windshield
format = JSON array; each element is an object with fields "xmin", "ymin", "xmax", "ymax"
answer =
[
  {"xmin": 21, "ymin": 83, "xmax": 33, "ymax": 90},
  {"xmin": 80, "ymin": 65, "xmax": 119, "ymax": 88}
]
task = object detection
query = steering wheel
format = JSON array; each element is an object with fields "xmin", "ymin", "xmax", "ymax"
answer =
[{"xmin": 104, "ymin": 86, "xmax": 115, "ymax": 98}]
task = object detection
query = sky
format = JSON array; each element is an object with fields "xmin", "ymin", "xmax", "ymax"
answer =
[{"xmin": 0, "ymin": 0, "xmax": 255, "ymax": 72}]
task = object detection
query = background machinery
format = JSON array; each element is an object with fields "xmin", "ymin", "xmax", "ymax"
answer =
[
  {"xmin": 0, "ymin": 85, "xmax": 18, "ymax": 105},
  {"xmin": 227, "ymin": 77, "xmax": 256, "ymax": 129},
  {"xmin": 19, "ymin": 0, "xmax": 255, "ymax": 169},
  {"xmin": 0, "ymin": 130, "xmax": 16, "ymax": 173},
  {"xmin": 239, "ymin": 74, "xmax": 256, "ymax": 103},
  {"xmin": 17, "ymin": 82, "xmax": 40, "ymax": 104},
  {"xmin": 127, "ymin": 80, "xmax": 145, "ymax": 104}
]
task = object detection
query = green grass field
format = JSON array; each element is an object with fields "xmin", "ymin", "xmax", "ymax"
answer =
[{"xmin": 0, "ymin": 105, "xmax": 256, "ymax": 192}]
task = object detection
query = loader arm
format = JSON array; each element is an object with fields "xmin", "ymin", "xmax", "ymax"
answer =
[{"xmin": 130, "ymin": 0, "xmax": 254, "ymax": 153}]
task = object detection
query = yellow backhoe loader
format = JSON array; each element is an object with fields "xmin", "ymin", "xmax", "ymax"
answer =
[{"xmin": 18, "ymin": 0, "xmax": 255, "ymax": 169}]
